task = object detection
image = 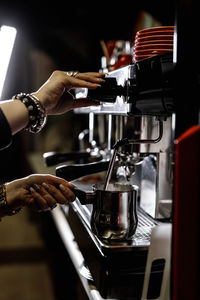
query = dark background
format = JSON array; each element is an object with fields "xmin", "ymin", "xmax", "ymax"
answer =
[{"xmin": 0, "ymin": 1, "xmax": 175, "ymax": 72}]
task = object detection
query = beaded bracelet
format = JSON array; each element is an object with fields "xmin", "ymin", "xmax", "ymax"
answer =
[
  {"xmin": 12, "ymin": 93, "xmax": 47, "ymax": 133},
  {"xmin": 0, "ymin": 183, "xmax": 22, "ymax": 220}
]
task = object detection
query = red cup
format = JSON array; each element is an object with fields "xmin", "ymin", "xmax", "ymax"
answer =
[
  {"xmin": 133, "ymin": 44, "xmax": 173, "ymax": 51},
  {"xmin": 136, "ymin": 26, "xmax": 175, "ymax": 35},
  {"xmin": 135, "ymin": 35, "xmax": 174, "ymax": 43},
  {"xmin": 135, "ymin": 26, "xmax": 175, "ymax": 38},
  {"xmin": 133, "ymin": 49, "xmax": 173, "ymax": 55}
]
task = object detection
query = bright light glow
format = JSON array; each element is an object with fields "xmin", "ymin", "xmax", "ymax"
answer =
[{"xmin": 0, "ymin": 25, "xmax": 17, "ymax": 98}]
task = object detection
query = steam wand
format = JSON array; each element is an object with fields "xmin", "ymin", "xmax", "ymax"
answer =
[
  {"xmin": 104, "ymin": 138, "xmax": 129, "ymax": 191},
  {"xmin": 103, "ymin": 117, "xmax": 164, "ymax": 190}
]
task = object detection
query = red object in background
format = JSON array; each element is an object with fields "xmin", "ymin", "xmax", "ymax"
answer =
[
  {"xmin": 106, "ymin": 40, "xmax": 116, "ymax": 58},
  {"xmin": 173, "ymin": 125, "xmax": 200, "ymax": 300},
  {"xmin": 109, "ymin": 54, "xmax": 132, "ymax": 71}
]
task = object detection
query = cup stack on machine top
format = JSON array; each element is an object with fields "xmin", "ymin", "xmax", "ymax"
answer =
[{"xmin": 132, "ymin": 26, "xmax": 175, "ymax": 62}]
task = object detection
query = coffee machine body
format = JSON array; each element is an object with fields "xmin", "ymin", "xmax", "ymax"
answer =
[{"xmin": 75, "ymin": 53, "xmax": 175, "ymax": 220}]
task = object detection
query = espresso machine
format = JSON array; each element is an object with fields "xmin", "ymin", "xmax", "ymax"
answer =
[
  {"xmin": 57, "ymin": 52, "xmax": 174, "ymax": 221},
  {"xmin": 46, "ymin": 52, "xmax": 174, "ymax": 299}
]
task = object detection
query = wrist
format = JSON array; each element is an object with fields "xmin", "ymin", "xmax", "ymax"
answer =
[
  {"xmin": 0, "ymin": 183, "xmax": 23, "ymax": 220},
  {"xmin": 32, "ymin": 92, "xmax": 50, "ymax": 114}
]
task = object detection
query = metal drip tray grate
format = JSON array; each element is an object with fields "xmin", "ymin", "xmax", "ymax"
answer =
[
  {"xmin": 135, "ymin": 210, "xmax": 157, "ymax": 240},
  {"xmin": 63, "ymin": 198, "xmax": 159, "ymax": 250}
]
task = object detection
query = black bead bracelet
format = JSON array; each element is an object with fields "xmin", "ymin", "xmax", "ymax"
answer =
[{"xmin": 12, "ymin": 93, "xmax": 47, "ymax": 133}]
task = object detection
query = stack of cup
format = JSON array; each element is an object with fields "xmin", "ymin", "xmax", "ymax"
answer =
[{"xmin": 132, "ymin": 26, "xmax": 175, "ymax": 62}]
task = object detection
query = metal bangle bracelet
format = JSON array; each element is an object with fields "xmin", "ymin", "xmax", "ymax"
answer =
[
  {"xmin": 0, "ymin": 184, "xmax": 22, "ymax": 218},
  {"xmin": 0, "ymin": 184, "xmax": 7, "ymax": 208}
]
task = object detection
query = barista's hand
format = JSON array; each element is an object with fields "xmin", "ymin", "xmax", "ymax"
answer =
[
  {"xmin": 33, "ymin": 71, "xmax": 105, "ymax": 115},
  {"xmin": 5, "ymin": 174, "xmax": 76, "ymax": 212}
]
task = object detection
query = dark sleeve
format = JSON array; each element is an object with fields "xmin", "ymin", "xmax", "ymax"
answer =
[{"xmin": 0, "ymin": 108, "xmax": 12, "ymax": 150}]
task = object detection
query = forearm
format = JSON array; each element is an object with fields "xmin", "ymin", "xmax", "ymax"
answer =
[
  {"xmin": 0, "ymin": 99, "xmax": 29, "ymax": 134},
  {"xmin": 0, "ymin": 71, "xmax": 104, "ymax": 136}
]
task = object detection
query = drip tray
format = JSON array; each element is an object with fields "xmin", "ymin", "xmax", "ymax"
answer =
[
  {"xmin": 62, "ymin": 195, "xmax": 159, "ymax": 252},
  {"xmin": 61, "ymin": 190, "xmax": 162, "ymax": 299}
]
